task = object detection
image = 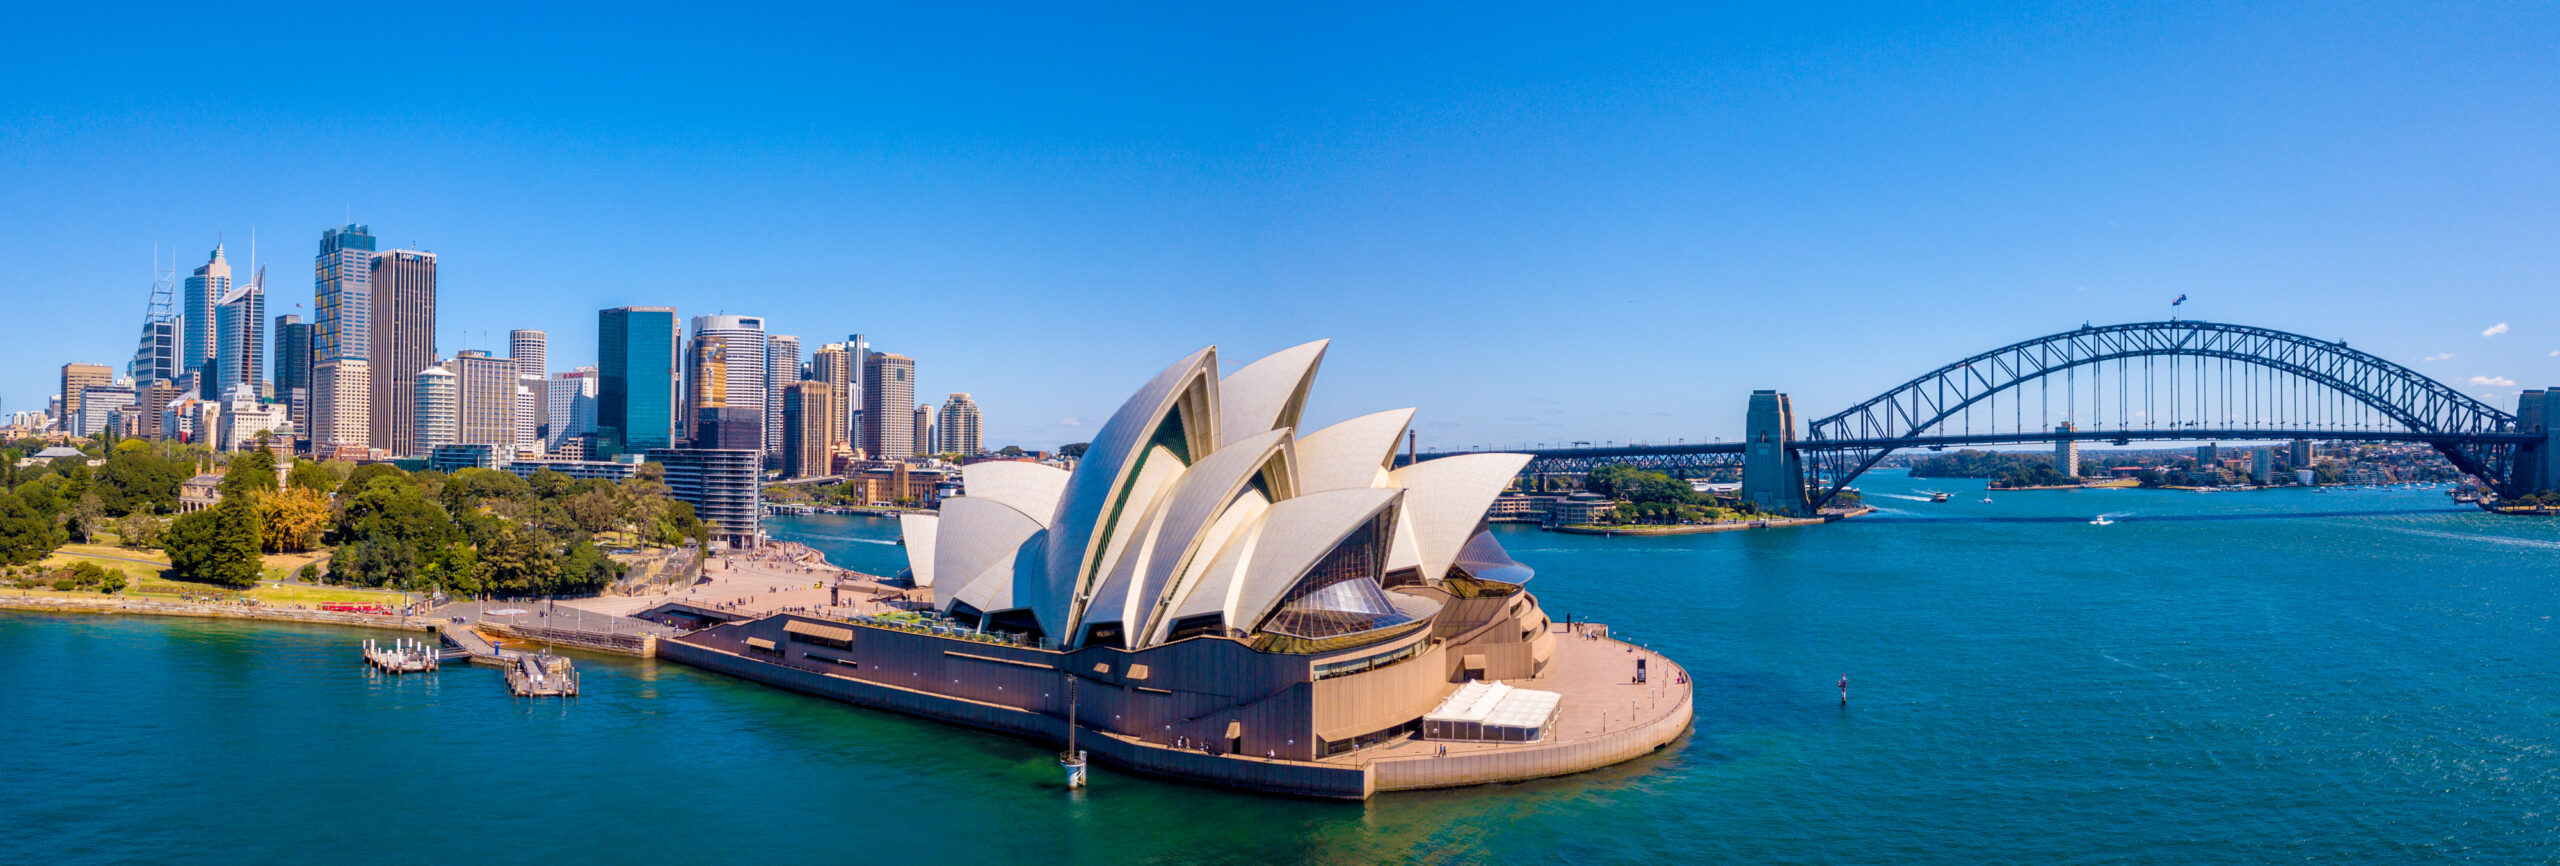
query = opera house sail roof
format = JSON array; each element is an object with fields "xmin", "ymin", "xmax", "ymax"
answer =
[{"xmin": 905, "ymin": 340, "xmax": 1534, "ymax": 653}]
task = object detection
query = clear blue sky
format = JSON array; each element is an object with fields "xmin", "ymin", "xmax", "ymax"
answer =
[{"xmin": 4, "ymin": 3, "xmax": 2553, "ymax": 449}]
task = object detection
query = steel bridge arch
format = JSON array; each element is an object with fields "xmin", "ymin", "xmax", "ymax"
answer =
[{"xmin": 1799, "ymin": 321, "xmax": 2518, "ymax": 508}]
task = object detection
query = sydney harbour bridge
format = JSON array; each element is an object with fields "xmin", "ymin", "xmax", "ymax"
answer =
[{"xmin": 1408, "ymin": 321, "xmax": 2560, "ymax": 515}]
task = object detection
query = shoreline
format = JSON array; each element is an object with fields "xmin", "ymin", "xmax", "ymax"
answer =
[
  {"xmin": 1547, "ymin": 505, "xmax": 1875, "ymax": 536},
  {"xmin": 0, "ymin": 594, "xmax": 433, "ymax": 633}
]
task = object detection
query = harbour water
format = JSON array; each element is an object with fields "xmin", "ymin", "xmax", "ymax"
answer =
[{"xmin": 6, "ymin": 470, "xmax": 2557, "ymax": 864}]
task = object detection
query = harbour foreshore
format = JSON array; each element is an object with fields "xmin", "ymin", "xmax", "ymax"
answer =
[{"xmin": 0, "ymin": 594, "xmax": 433, "ymax": 632}]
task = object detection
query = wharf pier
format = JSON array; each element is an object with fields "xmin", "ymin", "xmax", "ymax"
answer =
[{"xmin": 362, "ymin": 637, "xmax": 440, "ymax": 673}]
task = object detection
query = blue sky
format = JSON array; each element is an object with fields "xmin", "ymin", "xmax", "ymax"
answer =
[{"xmin": 3, "ymin": 3, "xmax": 2552, "ymax": 449}]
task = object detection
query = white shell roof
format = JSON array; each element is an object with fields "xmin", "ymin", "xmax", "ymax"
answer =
[
  {"xmin": 1035, "ymin": 347, "xmax": 1217, "ymax": 640},
  {"xmin": 1216, "ymin": 339, "xmax": 1326, "ymax": 448},
  {"xmin": 959, "ymin": 461, "xmax": 1069, "ymax": 525},
  {"xmin": 898, "ymin": 513, "xmax": 940, "ymax": 586},
  {"xmin": 930, "ymin": 498, "xmax": 1046, "ymax": 610},
  {"xmin": 1293, "ymin": 408, "xmax": 1412, "ymax": 494},
  {"xmin": 1388, "ymin": 453, "xmax": 1533, "ymax": 583}
]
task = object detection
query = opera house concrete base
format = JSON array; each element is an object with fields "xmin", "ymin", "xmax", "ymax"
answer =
[{"xmin": 659, "ymin": 610, "xmax": 1692, "ymax": 799}]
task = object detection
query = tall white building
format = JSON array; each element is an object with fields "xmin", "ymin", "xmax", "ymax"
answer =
[
  {"xmin": 913, "ymin": 402, "xmax": 937, "ymax": 457},
  {"xmin": 414, "ymin": 365, "xmax": 458, "ymax": 455},
  {"xmin": 512, "ymin": 329, "xmax": 548, "ymax": 441},
  {"xmin": 181, "ymin": 244, "xmax": 231, "ymax": 394},
  {"xmin": 686, "ymin": 315, "xmax": 769, "ymax": 453},
  {"xmin": 310, "ymin": 359, "xmax": 371, "ymax": 455},
  {"xmin": 547, "ymin": 367, "xmax": 599, "ymax": 453},
  {"xmin": 766, "ymin": 334, "xmax": 800, "ymax": 460}
]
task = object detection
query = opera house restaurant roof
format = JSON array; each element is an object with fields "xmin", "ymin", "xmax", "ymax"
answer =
[{"xmin": 658, "ymin": 341, "xmax": 1694, "ymax": 798}]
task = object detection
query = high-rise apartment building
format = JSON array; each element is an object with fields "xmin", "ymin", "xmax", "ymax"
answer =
[
  {"xmin": 130, "ymin": 262, "xmax": 180, "ymax": 390},
  {"xmin": 212, "ymin": 277, "xmax": 264, "ymax": 399},
  {"xmin": 58, "ymin": 363, "xmax": 112, "ymax": 424},
  {"xmin": 809, "ymin": 343, "xmax": 856, "ymax": 456},
  {"xmin": 367, "ymin": 249, "xmax": 437, "ymax": 455},
  {"xmin": 75, "ymin": 384, "xmax": 136, "ymax": 438},
  {"xmin": 134, "ymin": 380, "xmax": 181, "ymax": 440},
  {"xmin": 940, "ymin": 392, "xmax": 982, "ymax": 456},
  {"xmin": 863, "ymin": 351, "xmax": 916, "ymax": 460},
  {"xmin": 687, "ymin": 316, "xmax": 769, "ymax": 453},
  {"xmin": 766, "ymin": 334, "xmax": 800, "ymax": 460},
  {"xmin": 181, "ymin": 244, "xmax": 232, "ymax": 393},
  {"xmin": 646, "ymin": 448, "xmax": 761, "ymax": 548},
  {"xmin": 273, "ymin": 315, "xmax": 312, "ymax": 445},
  {"xmin": 511, "ymin": 329, "xmax": 549, "ymax": 442},
  {"xmin": 413, "ymin": 365, "xmax": 458, "ymax": 455},
  {"xmin": 598, "ymin": 307, "xmax": 680, "ymax": 458},
  {"xmin": 782, "ymin": 380, "xmax": 837, "ymax": 479},
  {"xmin": 449, "ymin": 351, "xmax": 520, "ymax": 448},
  {"xmin": 913, "ymin": 403, "xmax": 936, "ymax": 457}
]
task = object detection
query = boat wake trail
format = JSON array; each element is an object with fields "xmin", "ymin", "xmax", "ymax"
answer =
[{"xmin": 2381, "ymin": 527, "xmax": 2560, "ymax": 551}]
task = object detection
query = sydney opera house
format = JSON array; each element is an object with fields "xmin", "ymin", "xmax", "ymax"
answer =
[{"xmin": 662, "ymin": 341, "xmax": 1692, "ymax": 798}]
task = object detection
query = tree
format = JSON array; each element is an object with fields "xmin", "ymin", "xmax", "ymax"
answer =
[
  {"xmin": 258, "ymin": 487, "xmax": 332, "ymax": 553},
  {"xmin": 442, "ymin": 468, "xmax": 531, "ymax": 514},
  {"xmin": 339, "ymin": 463, "xmax": 409, "ymax": 498},
  {"xmin": 116, "ymin": 513, "xmax": 165, "ymax": 550},
  {"xmin": 0, "ymin": 491, "xmax": 66, "ymax": 565},
  {"xmin": 219, "ymin": 450, "xmax": 279, "ymax": 498},
  {"xmin": 64, "ymin": 493, "xmax": 108, "ymax": 543},
  {"xmin": 97, "ymin": 448, "xmax": 188, "ymax": 516},
  {"xmin": 287, "ymin": 460, "xmax": 342, "ymax": 493},
  {"xmin": 164, "ymin": 498, "xmax": 264, "ymax": 588}
]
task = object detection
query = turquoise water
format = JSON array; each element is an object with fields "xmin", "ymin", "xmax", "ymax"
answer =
[{"xmin": 6, "ymin": 471, "xmax": 2557, "ymax": 864}]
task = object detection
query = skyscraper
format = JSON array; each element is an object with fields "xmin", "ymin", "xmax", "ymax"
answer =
[
  {"xmin": 181, "ymin": 243, "xmax": 232, "ymax": 394},
  {"xmin": 311, "ymin": 225, "xmax": 376, "ymax": 456},
  {"xmin": 130, "ymin": 257, "xmax": 179, "ymax": 389},
  {"xmin": 368, "ymin": 248, "xmax": 437, "ymax": 455},
  {"xmin": 511, "ymin": 329, "xmax": 548, "ymax": 442},
  {"xmin": 863, "ymin": 351, "xmax": 916, "ymax": 460},
  {"xmin": 273, "ymin": 315, "xmax": 311, "ymax": 446},
  {"xmin": 413, "ymin": 365, "xmax": 458, "ymax": 455},
  {"xmin": 783, "ymin": 380, "xmax": 836, "ymax": 479},
  {"xmin": 58, "ymin": 363, "xmax": 112, "ymax": 425},
  {"xmin": 450, "ymin": 351, "xmax": 519, "ymax": 448},
  {"xmin": 548, "ymin": 367, "xmax": 599, "ymax": 454},
  {"xmin": 766, "ymin": 334, "xmax": 800, "ymax": 460},
  {"xmin": 598, "ymin": 306, "xmax": 680, "ymax": 458},
  {"xmin": 212, "ymin": 274, "xmax": 264, "ymax": 399},
  {"xmin": 913, "ymin": 403, "xmax": 936, "ymax": 457},
  {"xmin": 941, "ymin": 392, "xmax": 982, "ymax": 456},
  {"xmin": 809, "ymin": 344, "xmax": 855, "ymax": 457},
  {"xmin": 846, "ymin": 333, "xmax": 869, "ymax": 449},
  {"xmin": 687, "ymin": 315, "xmax": 769, "ymax": 453}
]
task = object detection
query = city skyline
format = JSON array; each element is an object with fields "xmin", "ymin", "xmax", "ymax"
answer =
[{"xmin": 3, "ymin": 5, "xmax": 2555, "ymax": 449}]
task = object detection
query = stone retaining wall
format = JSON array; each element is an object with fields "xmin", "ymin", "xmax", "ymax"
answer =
[{"xmin": 0, "ymin": 596, "xmax": 431, "ymax": 632}]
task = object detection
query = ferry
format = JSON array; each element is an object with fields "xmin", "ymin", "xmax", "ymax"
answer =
[
  {"xmin": 2089, "ymin": 515, "xmax": 2115, "ymax": 526},
  {"xmin": 1928, "ymin": 491, "xmax": 1951, "ymax": 503}
]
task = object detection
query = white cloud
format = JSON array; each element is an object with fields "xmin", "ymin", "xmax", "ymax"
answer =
[
  {"xmin": 2421, "ymin": 352, "xmax": 2454, "ymax": 362},
  {"xmin": 2549, "ymin": 350, "xmax": 2557, "ymax": 357},
  {"xmin": 2468, "ymin": 375, "xmax": 2516, "ymax": 387},
  {"xmin": 1056, "ymin": 417, "xmax": 1082, "ymax": 427},
  {"xmin": 2483, "ymin": 323, "xmax": 2510, "ymax": 337}
]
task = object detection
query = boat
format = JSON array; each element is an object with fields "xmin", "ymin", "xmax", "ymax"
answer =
[
  {"xmin": 2090, "ymin": 515, "xmax": 2114, "ymax": 526},
  {"xmin": 1929, "ymin": 491, "xmax": 1951, "ymax": 503}
]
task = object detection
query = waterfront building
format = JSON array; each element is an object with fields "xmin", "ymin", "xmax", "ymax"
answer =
[
  {"xmin": 657, "ymin": 340, "xmax": 1681, "ymax": 799},
  {"xmin": 645, "ymin": 448, "xmax": 761, "ymax": 548},
  {"xmin": 2290, "ymin": 438, "xmax": 2312, "ymax": 467},
  {"xmin": 914, "ymin": 402, "xmax": 937, "ymax": 457},
  {"xmin": 58, "ymin": 363, "xmax": 112, "ymax": 426},
  {"xmin": 180, "ymin": 244, "xmax": 231, "ymax": 393},
  {"xmin": 413, "ymin": 366, "xmax": 458, "ymax": 455},
  {"xmin": 2196, "ymin": 444, "xmax": 2220, "ymax": 465},
  {"xmin": 810, "ymin": 343, "xmax": 856, "ymax": 456},
  {"xmin": 782, "ymin": 380, "xmax": 837, "ymax": 480},
  {"xmin": 273, "ymin": 315, "xmax": 311, "ymax": 445},
  {"xmin": 766, "ymin": 334, "xmax": 800, "ymax": 460},
  {"xmin": 449, "ymin": 351, "xmax": 519, "ymax": 447},
  {"xmin": 309, "ymin": 359, "xmax": 371, "ymax": 454},
  {"xmin": 940, "ymin": 392, "xmax": 982, "ymax": 456},
  {"xmin": 862, "ymin": 351, "xmax": 915, "ymax": 460},
  {"xmin": 547, "ymin": 367, "xmax": 599, "ymax": 454},
  {"xmin": 367, "ymin": 248, "xmax": 437, "ymax": 455},
  {"xmin": 2252, "ymin": 448, "xmax": 2273, "ymax": 483},
  {"xmin": 686, "ymin": 316, "xmax": 769, "ymax": 452},
  {"xmin": 2053, "ymin": 422, "xmax": 2080, "ymax": 477},
  {"xmin": 840, "ymin": 459, "xmax": 949, "ymax": 506},
  {"xmin": 212, "ymin": 276, "xmax": 264, "ymax": 400},
  {"xmin": 597, "ymin": 306, "xmax": 681, "ymax": 458}
]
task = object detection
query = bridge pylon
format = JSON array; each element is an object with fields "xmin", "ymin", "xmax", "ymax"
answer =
[
  {"xmin": 1741, "ymin": 390, "xmax": 1808, "ymax": 516},
  {"xmin": 2516, "ymin": 389, "xmax": 2559, "ymax": 496}
]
